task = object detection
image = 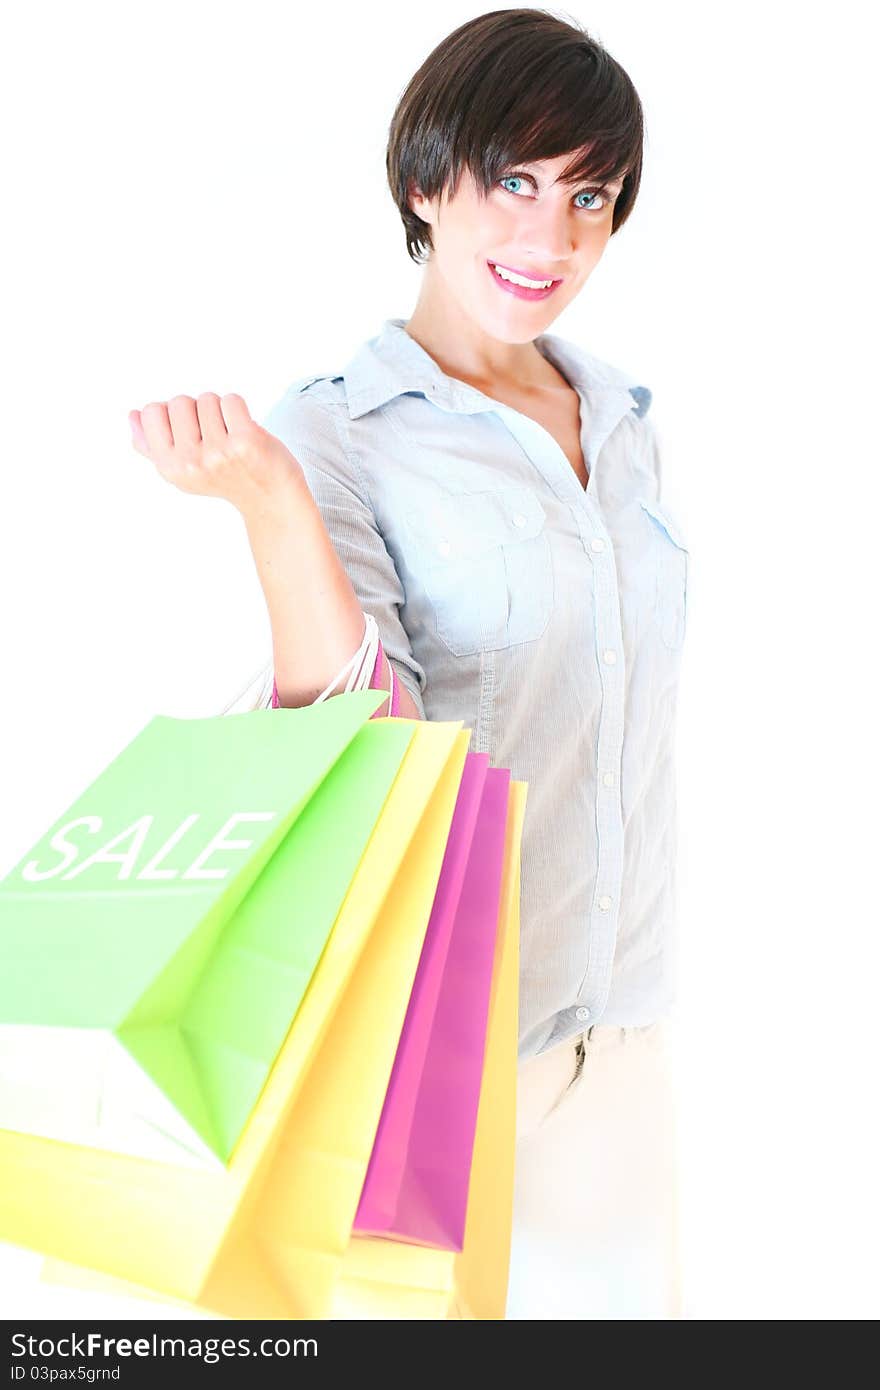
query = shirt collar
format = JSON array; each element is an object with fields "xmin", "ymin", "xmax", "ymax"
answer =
[{"xmin": 340, "ymin": 316, "xmax": 652, "ymax": 422}]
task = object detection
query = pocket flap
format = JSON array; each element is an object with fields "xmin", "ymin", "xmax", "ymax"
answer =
[
  {"xmin": 638, "ymin": 496, "xmax": 689, "ymax": 552},
  {"xmin": 406, "ymin": 486, "xmax": 546, "ymax": 557}
]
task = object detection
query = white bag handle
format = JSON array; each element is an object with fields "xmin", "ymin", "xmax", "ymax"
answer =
[
  {"xmin": 215, "ymin": 613, "xmax": 383, "ymax": 717},
  {"xmin": 216, "ymin": 661, "xmax": 276, "ymax": 716}
]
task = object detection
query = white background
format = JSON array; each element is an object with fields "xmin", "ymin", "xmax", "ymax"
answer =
[{"xmin": 1, "ymin": 0, "xmax": 877, "ymax": 1320}]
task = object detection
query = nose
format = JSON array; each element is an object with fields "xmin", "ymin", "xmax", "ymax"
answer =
[{"xmin": 518, "ymin": 204, "xmax": 577, "ymax": 265}]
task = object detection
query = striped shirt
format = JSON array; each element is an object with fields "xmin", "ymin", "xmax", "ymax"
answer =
[{"xmin": 263, "ymin": 318, "xmax": 690, "ymax": 1061}]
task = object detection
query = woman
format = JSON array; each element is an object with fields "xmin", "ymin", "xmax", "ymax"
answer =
[{"xmin": 128, "ymin": 8, "xmax": 689, "ymax": 1319}]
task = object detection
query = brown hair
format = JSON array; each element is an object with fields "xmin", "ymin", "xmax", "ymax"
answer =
[{"xmin": 386, "ymin": 8, "xmax": 646, "ymax": 264}]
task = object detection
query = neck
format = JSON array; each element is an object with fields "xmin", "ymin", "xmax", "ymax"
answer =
[{"xmin": 404, "ymin": 262, "xmax": 557, "ymax": 393}]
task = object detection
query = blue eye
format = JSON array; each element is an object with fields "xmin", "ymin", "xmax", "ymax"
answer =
[
  {"xmin": 574, "ymin": 189, "xmax": 605, "ymax": 211},
  {"xmin": 498, "ymin": 173, "xmax": 610, "ymax": 211}
]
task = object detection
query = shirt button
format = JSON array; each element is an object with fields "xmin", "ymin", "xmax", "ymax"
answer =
[
  {"xmin": 512, "ymin": 513, "xmax": 527, "ymax": 528},
  {"xmin": 437, "ymin": 539, "xmax": 451, "ymax": 556},
  {"xmin": 576, "ymin": 1006, "xmax": 591, "ymax": 1022},
  {"xmin": 598, "ymin": 894, "xmax": 613, "ymax": 911},
  {"xmin": 602, "ymin": 649, "xmax": 617, "ymax": 665},
  {"xmin": 602, "ymin": 771, "xmax": 615, "ymax": 787},
  {"xmin": 590, "ymin": 538, "xmax": 605, "ymax": 552}
]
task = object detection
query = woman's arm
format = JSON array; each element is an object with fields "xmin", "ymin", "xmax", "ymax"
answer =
[
  {"xmin": 126, "ymin": 387, "xmax": 423, "ymax": 719},
  {"xmin": 271, "ymin": 635, "xmax": 412, "ymax": 719},
  {"xmin": 243, "ymin": 472, "xmax": 423, "ymax": 720}
]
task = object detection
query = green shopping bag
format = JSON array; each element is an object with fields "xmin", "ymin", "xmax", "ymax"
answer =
[{"xmin": 0, "ymin": 690, "xmax": 416, "ymax": 1167}]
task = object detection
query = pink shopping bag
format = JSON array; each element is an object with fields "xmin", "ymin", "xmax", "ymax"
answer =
[
  {"xmin": 354, "ymin": 757, "xmax": 511, "ymax": 1251},
  {"xmin": 353, "ymin": 752, "xmax": 487, "ymax": 1236}
]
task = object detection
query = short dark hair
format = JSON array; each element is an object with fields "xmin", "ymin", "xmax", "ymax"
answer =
[{"xmin": 386, "ymin": 8, "xmax": 646, "ymax": 264}]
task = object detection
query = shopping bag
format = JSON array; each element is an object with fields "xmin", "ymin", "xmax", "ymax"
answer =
[
  {"xmin": 351, "ymin": 751, "xmax": 487, "ymax": 1237},
  {"xmin": 354, "ymin": 758, "xmax": 510, "ymax": 1250},
  {"xmin": 333, "ymin": 777, "xmax": 525, "ymax": 1319},
  {"xmin": 38, "ymin": 750, "xmax": 524, "ymax": 1321},
  {"xmin": 0, "ymin": 718, "xmax": 468, "ymax": 1303},
  {"xmin": 0, "ymin": 690, "xmax": 412, "ymax": 1166}
]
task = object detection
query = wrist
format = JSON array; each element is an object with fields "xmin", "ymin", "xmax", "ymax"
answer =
[{"xmin": 239, "ymin": 466, "xmax": 312, "ymax": 537}]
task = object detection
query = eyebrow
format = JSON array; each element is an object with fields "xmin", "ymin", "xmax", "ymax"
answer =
[{"xmin": 559, "ymin": 173, "xmax": 624, "ymax": 193}]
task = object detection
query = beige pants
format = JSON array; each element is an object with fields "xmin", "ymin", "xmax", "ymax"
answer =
[{"xmin": 505, "ymin": 1021, "xmax": 682, "ymax": 1319}]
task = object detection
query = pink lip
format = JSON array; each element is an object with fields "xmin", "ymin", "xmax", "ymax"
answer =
[
  {"xmin": 489, "ymin": 259, "xmax": 563, "ymax": 283},
  {"xmin": 487, "ymin": 259, "xmax": 563, "ymax": 301}
]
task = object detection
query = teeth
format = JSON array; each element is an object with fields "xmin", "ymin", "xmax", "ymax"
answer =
[{"xmin": 492, "ymin": 263, "xmax": 553, "ymax": 289}]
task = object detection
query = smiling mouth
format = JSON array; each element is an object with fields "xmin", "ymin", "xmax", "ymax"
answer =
[{"xmin": 487, "ymin": 260, "xmax": 563, "ymax": 299}]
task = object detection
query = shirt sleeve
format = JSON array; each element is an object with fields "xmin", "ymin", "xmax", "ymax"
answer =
[
  {"xmin": 262, "ymin": 383, "xmax": 427, "ymax": 720},
  {"xmin": 272, "ymin": 637, "xmax": 401, "ymax": 717},
  {"xmin": 367, "ymin": 639, "xmax": 402, "ymax": 719}
]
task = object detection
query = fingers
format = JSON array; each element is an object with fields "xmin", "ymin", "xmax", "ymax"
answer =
[
  {"xmin": 127, "ymin": 410, "xmax": 149, "ymax": 457},
  {"xmin": 129, "ymin": 394, "xmax": 252, "ymax": 456},
  {"xmin": 167, "ymin": 396, "xmax": 202, "ymax": 448},
  {"xmin": 195, "ymin": 392, "xmax": 228, "ymax": 442},
  {"xmin": 217, "ymin": 393, "xmax": 252, "ymax": 433},
  {"xmin": 137, "ymin": 400, "xmax": 175, "ymax": 458},
  {"xmin": 193, "ymin": 392, "xmax": 253, "ymax": 443}
]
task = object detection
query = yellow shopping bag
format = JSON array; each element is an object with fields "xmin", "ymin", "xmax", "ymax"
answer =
[
  {"xmin": 42, "ymin": 777, "xmax": 525, "ymax": 1320},
  {"xmin": 1, "ymin": 719, "xmax": 468, "ymax": 1306}
]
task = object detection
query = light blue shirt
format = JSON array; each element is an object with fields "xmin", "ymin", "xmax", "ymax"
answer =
[{"xmin": 263, "ymin": 317, "xmax": 690, "ymax": 1060}]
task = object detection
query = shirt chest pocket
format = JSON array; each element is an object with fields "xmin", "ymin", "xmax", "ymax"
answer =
[
  {"xmin": 404, "ymin": 487, "xmax": 555, "ymax": 657},
  {"xmin": 637, "ymin": 497, "xmax": 689, "ymax": 650}
]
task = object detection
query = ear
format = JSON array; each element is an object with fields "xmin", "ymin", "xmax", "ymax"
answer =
[{"xmin": 408, "ymin": 179, "xmax": 434, "ymax": 224}]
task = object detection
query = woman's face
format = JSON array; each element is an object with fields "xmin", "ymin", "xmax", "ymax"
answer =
[{"xmin": 409, "ymin": 151, "xmax": 624, "ymax": 344}]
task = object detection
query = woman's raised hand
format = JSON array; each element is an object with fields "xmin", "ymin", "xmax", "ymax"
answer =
[{"xmin": 128, "ymin": 393, "xmax": 302, "ymax": 516}]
